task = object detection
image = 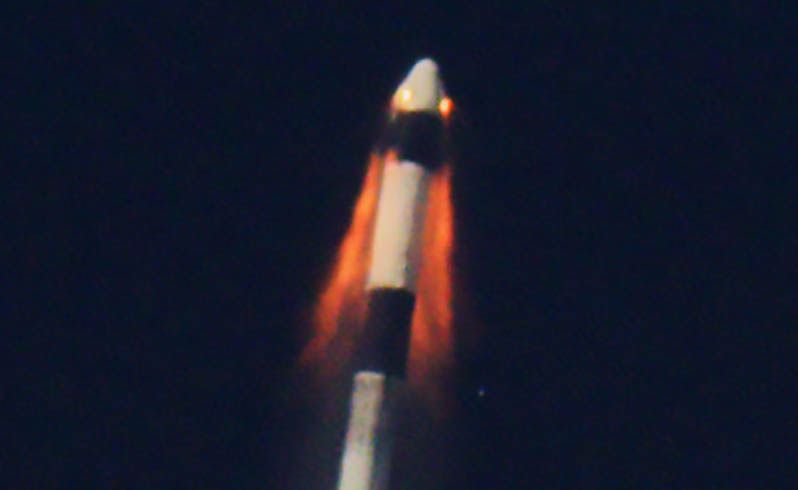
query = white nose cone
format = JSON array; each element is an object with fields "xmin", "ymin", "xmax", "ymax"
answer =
[{"xmin": 391, "ymin": 58, "xmax": 446, "ymax": 113}]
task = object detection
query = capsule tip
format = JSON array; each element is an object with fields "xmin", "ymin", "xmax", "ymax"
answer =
[{"xmin": 391, "ymin": 58, "xmax": 448, "ymax": 115}]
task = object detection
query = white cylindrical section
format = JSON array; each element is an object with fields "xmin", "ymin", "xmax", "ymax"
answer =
[
  {"xmin": 366, "ymin": 159, "xmax": 430, "ymax": 292},
  {"xmin": 337, "ymin": 372, "xmax": 392, "ymax": 490}
]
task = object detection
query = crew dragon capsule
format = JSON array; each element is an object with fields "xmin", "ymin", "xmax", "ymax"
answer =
[{"xmin": 336, "ymin": 58, "xmax": 452, "ymax": 490}]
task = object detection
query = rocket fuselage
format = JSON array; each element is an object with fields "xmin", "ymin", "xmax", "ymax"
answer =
[
  {"xmin": 337, "ymin": 58, "xmax": 449, "ymax": 490},
  {"xmin": 356, "ymin": 112, "xmax": 445, "ymax": 378}
]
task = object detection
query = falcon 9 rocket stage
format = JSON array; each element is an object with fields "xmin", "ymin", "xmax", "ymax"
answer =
[{"xmin": 336, "ymin": 58, "xmax": 451, "ymax": 490}]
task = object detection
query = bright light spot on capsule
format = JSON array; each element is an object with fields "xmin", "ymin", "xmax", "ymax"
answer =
[
  {"xmin": 438, "ymin": 97, "xmax": 453, "ymax": 117},
  {"xmin": 400, "ymin": 89, "xmax": 412, "ymax": 102}
]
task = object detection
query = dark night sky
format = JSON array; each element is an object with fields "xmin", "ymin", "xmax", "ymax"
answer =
[{"xmin": 9, "ymin": 3, "xmax": 793, "ymax": 489}]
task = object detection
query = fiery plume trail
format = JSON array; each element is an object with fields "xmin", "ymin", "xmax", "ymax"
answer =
[
  {"xmin": 300, "ymin": 155, "xmax": 382, "ymax": 370},
  {"xmin": 408, "ymin": 164, "xmax": 454, "ymax": 391}
]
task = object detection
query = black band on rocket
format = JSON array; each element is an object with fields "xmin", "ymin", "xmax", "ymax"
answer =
[
  {"xmin": 377, "ymin": 112, "xmax": 445, "ymax": 169},
  {"xmin": 355, "ymin": 289, "xmax": 416, "ymax": 377}
]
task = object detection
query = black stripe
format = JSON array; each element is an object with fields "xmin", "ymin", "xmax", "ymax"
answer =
[
  {"xmin": 377, "ymin": 112, "xmax": 445, "ymax": 169},
  {"xmin": 354, "ymin": 288, "xmax": 415, "ymax": 377}
]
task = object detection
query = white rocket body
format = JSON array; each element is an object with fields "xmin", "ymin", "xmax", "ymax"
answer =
[
  {"xmin": 366, "ymin": 57, "xmax": 444, "ymax": 293},
  {"xmin": 366, "ymin": 159, "xmax": 430, "ymax": 292},
  {"xmin": 336, "ymin": 372, "xmax": 393, "ymax": 490},
  {"xmin": 336, "ymin": 58, "xmax": 447, "ymax": 490}
]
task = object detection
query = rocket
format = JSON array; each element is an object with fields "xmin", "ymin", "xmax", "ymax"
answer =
[{"xmin": 336, "ymin": 58, "xmax": 451, "ymax": 490}]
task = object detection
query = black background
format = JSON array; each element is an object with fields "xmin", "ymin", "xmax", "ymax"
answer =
[{"xmin": 9, "ymin": 3, "xmax": 793, "ymax": 489}]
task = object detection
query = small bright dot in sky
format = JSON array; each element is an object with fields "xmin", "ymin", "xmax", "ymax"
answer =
[{"xmin": 477, "ymin": 387, "xmax": 486, "ymax": 397}]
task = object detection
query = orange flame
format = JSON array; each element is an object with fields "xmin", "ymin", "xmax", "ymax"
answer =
[
  {"xmin": 302, "ymin": 156, "xmax": 455, "ymax": 402},
  {"xmin": 300, "ymin": 155, "xmax": 382, "ymax": 367},
  {"xmin": 409, "ymin": 165, "xmax": 454, "ymax": 395}
]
